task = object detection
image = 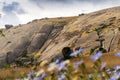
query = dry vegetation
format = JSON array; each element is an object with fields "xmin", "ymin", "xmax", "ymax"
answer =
[
  {"xmin": 0, "ymin": 67, "xmax": 32, "ymax": 79},
  {"xmin": 0, "ymin": 52, "xmax": 120, "ymax": 79}
]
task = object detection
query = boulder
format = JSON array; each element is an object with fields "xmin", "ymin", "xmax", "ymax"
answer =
[
  {"xmin": 0, "ymin": 22, "xmax": 53, "ymax": 67},
  {"xmin": 5, "ymin": 24, "xmax": 13, "ymax": 29}
]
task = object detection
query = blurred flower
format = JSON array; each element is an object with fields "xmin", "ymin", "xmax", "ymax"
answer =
[
  {"xmin": 58, "ymin": 77, "xmax": 62, "ymax": 80},
  {"xmin": 63, "ymin": 60, "xmax": 70, "ymax": 66},
  {"xmin": 90, "ymin": 51, "xmax": 102, "ymax": 61},
  {"xmin": 33, "ymin": 77, "xmax": 42, "ymax": 80},
  {"xmin": 114, "ymin": 66, "xmax": 120, "ymax": 72},
  {"xmin": 23, "ymin": 78, "xmax": 29, "ymax": 80},
  {"xmin": 55, "ymin": 59, "xmax": 60, "ymax": 64},
  {"xmin": 74, "ymin": 59, "xmax": 84, "ymax": 69},
  {"xmin": 36, "ymin": 69, "xmax": 44, "ymax": 77},
  {"xmin": 57, "ymin": 62, "xmax": 65, "ymax": 71},
  {"xmin": 34, "ymin": 71, "xmax": 46, "ymax": 80},
  {"xmin": 115, "ymin": 52, "xmax": 120, "ymax": 57},
  {"xmin": 41, "ymin": 72, "xmax": 46, "ymax": 78},
  {"xmin": 101, "ymin": 62, "xmax": 106, "ymax": 70},
  {"xmin": 88, "ymin": 74, "xmax": 93, "ymax": 79},
  {"xmin": 61, "ymin": 73, "xmax": 66, "ymax": 79},
  {"xmin": 47, "ymin": 62, "xmax": 57, "ymax": 72},
  {"xmin": 70, "ymin": 48, "xmax": 83, "ymax": 57},
  {"xmin": 110, "ymin": 72, "xmax": 120, "ymax": 80},
  {"xmin": 98, "ymin": 74, "xmax": 102, "ymax": 78},
  {"xmin": 106, "ymin": 69, "xmax": 111, "ymax": 74},
  {"xmin": 27, "ymin": 71, "xmax": 36, "ymax": 79},
  {"xmin": 40, "ymin": 60, "xmax": 49, "ymax": 67},
  {"xmin": 58, "ymin": 73, "xmax": 66, "ymax": 80}
]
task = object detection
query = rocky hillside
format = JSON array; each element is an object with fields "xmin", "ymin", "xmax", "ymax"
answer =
[
  {"xmin": 0, "ymin": 16, "xmax": 77, "ymax": 66},
  {"xmin": 0, "ymin": 6, "xmax": 120, "ymax": 67},
  {"xmin": 39, "ymin": 6, "xmax": 120, "ymax": 61}
]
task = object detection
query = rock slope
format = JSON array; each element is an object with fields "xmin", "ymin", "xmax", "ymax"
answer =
[
  {"xmin": 0, "ymin": 17, "xmax": 76, "ymax": 66},
  {"xmin": 39, "ymin": 6, "xmax": 120, "ymax": 61},
  {"xmin": 0, "ymin": 6, "xmax": 120, "ymax": 66},
  {"xmin": 0, "ymin": 22, "xmax": 53, "ymax": 66}
]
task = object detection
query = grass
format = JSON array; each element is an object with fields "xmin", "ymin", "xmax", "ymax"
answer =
[
  {"xmin": 0, "ymin": 51, "xmax": 119, "ymax": 79},
  {"xmin": 0, "ymin": 67, "xmax": 32, "ymax": 79}
]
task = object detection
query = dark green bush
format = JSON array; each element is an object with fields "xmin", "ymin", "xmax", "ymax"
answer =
[
  {"xmin": 62, "ymin": 47, "xmax": 72, "ymax": 59},
  {"xmin": 90, "ymin": 48, "xmax": 95, "ymax": 53},
  {"xmin": 98, "ymin": 47, "xmax": 107, "ymax": 53}
]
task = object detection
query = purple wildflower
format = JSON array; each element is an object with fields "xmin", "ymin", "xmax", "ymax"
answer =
[
  {"xmin": 74, "ymin": 59, "xmax": 84, "ymax": 69},
  {"xmin": 106, "ymin": 69, "xmax": 111, "ymax": 74},
  {"xmin": 110, "ymin": 72, "xmax": 120, "ymax": 80},
  {"xmin": 58, "ymin": 77, "xmax": 62, "ymax": 80},
  {"xmin": 90, "ymin": 51, "xmax": 102, "ymax": 61},
  {"xmin": 27, "ymin": 71, "xmax": 35, "ymax": 79},
  {"xmin": 70, "ymin": 48, "xmax": 83, "ymax": 57},
  {"xmin": 41, "ymin": 72, "xmax": 46, "ymax": 78},
  {"xmin": 98, "ymin": 74, "xmax": 102, "ymax": 78},
  {"xmin": 55, "ymin": 59, "xmax": 60, "ymax": 64},
  {"xmin": 33, "ymin": 77, "xmax": 42, "ymax": 80},
  {"xmin": 57, "ymin": 62, "xmax": 65, "ymax": 71},
  {"xmin": 70, "ymin": 52, "xmax": 75, "ymax": 57},
  {"xmin": 114, "ymin": 66, "xmax": 120, "ymax": 72},
  {"xmin": 101, "ymin": 62, "xmax": 106, "ymax": 70},
  {"xmin": 76, "ymin": 48, "xmax": 83, "ymax": 54},
  {"xmin": 61, "ymin": 73, "xmax": 66, "ymax": 79},
  {"xmin": 58, "ymin": 73, "xmax": 66, "ymax": 80},
  {"xmin": 115, "ymin": 52, "xmax": 120, "ymax": 57},
  {"xmin": 88, "ymin": 74, "xmax": 92, "ymax": 79}
]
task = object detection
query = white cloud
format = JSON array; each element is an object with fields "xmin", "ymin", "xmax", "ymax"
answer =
[{"xmin": 0, "ymin": 0, "xmax": 120, "ymax": 28}]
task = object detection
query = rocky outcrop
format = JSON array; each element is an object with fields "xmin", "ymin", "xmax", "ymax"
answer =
[
  {"xmin": 1, "ymin": 6, "xmax": 120, "ymax": 66},
  {"xmin": 0, "ymin": 22, "xmax": 53, "ymax": 67},
  {"xmin": 38, "ymin": 6, "xmax": 120, "ymax": 62}
]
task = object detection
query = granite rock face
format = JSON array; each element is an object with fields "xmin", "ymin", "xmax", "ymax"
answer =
[
  {"xmin": 38, "ymin": 7, "xmax": 120, "ymax": 62},
  {"xmin": 0, "ymin": 22, "xmax": 53, "ymax": 66},
  {"xmin": 1, "ymin": 7, "xmax": 120, "ymax": 66}
]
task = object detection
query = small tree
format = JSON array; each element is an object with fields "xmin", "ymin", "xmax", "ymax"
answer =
[{"xmin": 62, "ymin": 47, "xmax": 72, "ymax": 59}]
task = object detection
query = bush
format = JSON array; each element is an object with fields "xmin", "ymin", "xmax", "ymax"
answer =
[
  {"xmin": 99, "ymin": 47, "xmax": 107, "ymax": 53},
  {"xmin": 90, "ymin": 48, "xmax": 95, "ymax": 53},
  {"xmin": 78, "ymin": 13, "xmax": 85, "ymax": 16},
  {"xmin": 62, "ymin": 47, "xmax": 72, "ymax": 59},
  {"xmin": 2, "ymin": 64, "xmax": 10, "ymax": 69}
]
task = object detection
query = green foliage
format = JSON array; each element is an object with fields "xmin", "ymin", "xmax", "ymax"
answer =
[
  {"xmin": 21, "ymin": 50, "xmax": 27, "ymax": 57},
  {"xmin": 90, "ymin": 48, "xmax": 95, "ymax": 53},
  {"xmin": 98, "ymin": 48, "xmax": 107, "ymax": 53},
  {"xmin": 78, "ymin": 13, "xmax": 85, "ymax": 16},
  {"xmin": 62, "ymin": 47, "xmax": 72, "ymax": 59},
  {"xmin": 29, "ymin": 55, "xmax": 34, "ymax": 65},
  {"xmin": 2, "ymin": 64, "xmax": 10, "ymax": 69},
  {"xmin": 15, "ymin": 59, "xmax": 23, "ymax": 67},
  {"xmin": 118, "ymin": 27, "xmax": 120, "ymax": 31},
  {"xmin": 0, "ymin": 29, "xmax": 5, "ymax": 37}
]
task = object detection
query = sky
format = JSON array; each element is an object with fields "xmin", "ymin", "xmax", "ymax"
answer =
[{"xmin": 0, "ymin": 0, "xmax": 120, "ymax": 28}]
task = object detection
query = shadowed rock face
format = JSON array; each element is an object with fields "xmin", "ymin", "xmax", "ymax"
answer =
[
  {"xmin": 0, "ymin": 22, "xmax": 53, "ymax": 67},
  {"xmin": 1, "ymin": 6, "xmax": 120, "ymax": 66}
]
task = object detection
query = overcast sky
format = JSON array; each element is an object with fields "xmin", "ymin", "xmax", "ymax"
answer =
[{"xmin": 0, "ymin": 0, "xmax": 120, "ymax": 28}]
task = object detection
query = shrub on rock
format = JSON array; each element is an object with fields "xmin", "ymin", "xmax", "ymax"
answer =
[{"xmin": 62, "ymin": 47, "xmax": 72, "ymax": 59}]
